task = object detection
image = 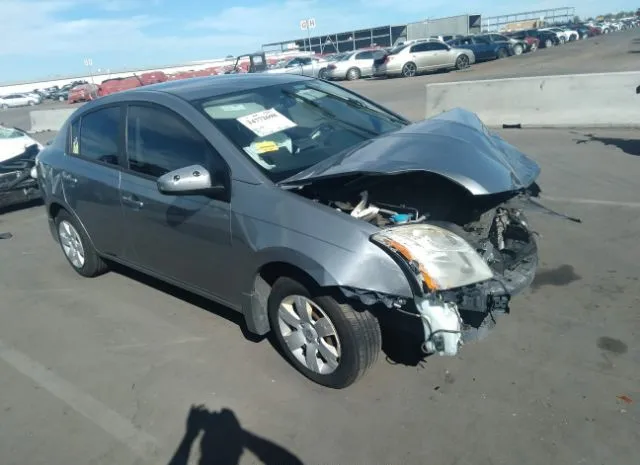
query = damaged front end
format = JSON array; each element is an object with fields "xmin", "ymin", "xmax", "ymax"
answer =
[
  {"xmin": 280, "ymin": 108, "xmax": 553, "ymax": 358},
  {"xmin": 0, "ymin": 144, "xmax": 41, "ymax": 209},
  {"xmin": 369, "ymin": 191, "xmax": 539, "ymax": 356}
]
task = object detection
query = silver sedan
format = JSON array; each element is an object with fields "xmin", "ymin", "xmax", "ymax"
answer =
[
  {"xmin": 373, "ymin": 41, "xmax": 475, "ymax": 78},
  {"xmin": 325, "ymin": 49, "xmax": 387, "ymax": 81}
]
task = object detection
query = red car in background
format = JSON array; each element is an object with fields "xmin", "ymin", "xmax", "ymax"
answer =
[
  {"xmin": 138, "ymin": 71, "xmax": 168, "ymax": 85},
  {"xmin": 98, "ymin": 76, "xmax": 142, "ymax": 97},
  {"xmin": 68, "ymin": 83, "xmax": 99, "ymax": 104}
]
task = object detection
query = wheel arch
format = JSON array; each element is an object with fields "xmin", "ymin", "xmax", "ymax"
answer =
[
  {"xmin": 47, "ymin": 201, "xmax": 99, "ymax": 252},
  {"xmin": 242, "ymin": 253, "xmax": 340, "ymax": 336}
]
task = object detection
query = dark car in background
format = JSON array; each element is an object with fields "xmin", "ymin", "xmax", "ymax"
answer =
[
  {"xmin": 447, "ymin": 35, "xmax": 513, "ymax": 61},
  {"xmin": 35, "ymin": 74, "xmax": 541, "ymax": 389},
  {"xmin": 520, "ymin": 29, "xmax": 560, "ymax": 48},
  {"xmin": 482, "ymin": 33, "xmax": 533, "ymax": 55}
]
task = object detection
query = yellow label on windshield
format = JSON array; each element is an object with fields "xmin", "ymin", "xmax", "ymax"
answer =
[{"xmin": 254, "ymin": 141, "xmax": 279, "ymax": 154}]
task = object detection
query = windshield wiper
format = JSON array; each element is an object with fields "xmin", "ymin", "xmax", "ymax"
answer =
[{"xmin": 280, "ymin": 89, "xmax": 379, "ymax": 137}]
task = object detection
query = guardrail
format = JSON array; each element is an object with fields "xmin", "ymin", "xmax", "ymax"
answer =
[
  {"xmin": 425, "ymin": 71, "xmax": 640, "ymax": 128},
  {"xmin": 29, "ymin": 108, "xmax": 77, "ymax": 133}
]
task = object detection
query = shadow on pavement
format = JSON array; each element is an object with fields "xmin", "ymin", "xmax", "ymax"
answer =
[
  {"xmin": 168, "ymin": 404, "xmax": 303, "ymax": 465},
  {"xmin": 575, "ymin": 134, "xmax": 640, "ymax": 156}
]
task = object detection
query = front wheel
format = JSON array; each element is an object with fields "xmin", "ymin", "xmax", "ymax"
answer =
[
  {"xmin": 544, "ymin": 39, "xmax": 553, "ymax": 48},
  {"xmin": 530, "ymin": 42, "xmax": 538, "ymax": 52},
  {"xmin": 513, "ymin": 44, "xmax": 524, "ymax": 55},
  {"xmin": 59, "ymin": 96, "xmax": 65, "ymax": 101},
  {"xmin": 318, "ymin": 68, "xmax": 328, "ymax": 80},
  {"xmin": 497, "ymin": 48, "xmax": 508, "ymax": 59},
  {"xmin": 268, "ymin": 277, "xmax": 381, "ymax": 389},
  {"xmin": 1, "ymin": 104, "xmax": 8, "ymax": 110},
  {"xmin": 455, "ymin": 54, "xmax": 470, "ymax": 70}
]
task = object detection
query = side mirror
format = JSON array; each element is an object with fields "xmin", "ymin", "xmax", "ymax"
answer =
[{"xmin": 157, "ymin": 164, "xmax": 219, "ymax": 196}]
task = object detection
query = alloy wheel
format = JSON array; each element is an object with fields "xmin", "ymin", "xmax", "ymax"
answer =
[
  {"xmin": 277, "ymin": 295, "xmax": 341, "ymax": 375},
  {"xmin": 456, "ymin": 55, "xmax": 470, "ymax": 69},
  {"xmin": 58, "ymin": 220, "xmax": 85, "ymax": 269},
  {"xmin": 402, "ymin": 63, "xmax": 416, "ymax": 77}
]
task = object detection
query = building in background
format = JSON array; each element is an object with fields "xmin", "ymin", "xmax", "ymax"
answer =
[{"xmin": 262, "ymin": 14, "xmax": 482, "ymax": 54}]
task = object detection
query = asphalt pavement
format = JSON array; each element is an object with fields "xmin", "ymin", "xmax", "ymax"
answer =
[{"xmin": 1, "ymin": 27, "xmax": 640, "ymax": 465}]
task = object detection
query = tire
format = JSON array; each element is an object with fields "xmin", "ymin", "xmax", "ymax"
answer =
[
  {"xmin": 544, "ymin": 39, "xmax": 553, "ymax": 48},
  {"xmin": 513, "ymin": 44, "xmax": 524, "ymax": 55},
  {"xmin": 455, "ymin": 54, "xmax": 470, "ymax": 70},
  {"xmin": 268, "ymin": 277, "xmax": 381, "ymax": 389},
  {"xmin": 1, "ymin": 104, "xmax": 7, "ymax": 110},
  {"xmin": 346, "ymin": 67, "xmax": 361, "ymax": 81},
  {"xmin": 318, "ymin": 68, "xmax": 328, "ymax": 80},
  {"xmin": 55, "ymin": 209, "xmax": 108, "ymax": 278},
  {"xmin": 59, "ymin": 96, "xmax": 65, "ymax": 101},
  {"xmin": 530, "ymin": 42, "xmax": 538, "ymax": 52},
  {"xmin": 28, "ymin": 101, "xmax": 35, "ymax": 106},
  {"xmin": 401, "ymin": 62, "xmax": 417, "ymax": 77},
  {"xmin": 497, "ymin": 48, "xmax": 508, "ymax": 59}
]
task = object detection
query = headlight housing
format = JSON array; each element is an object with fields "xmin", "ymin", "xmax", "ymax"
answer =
[{"xmin": 372, "ymin": 224, "xmax": 494, "ymax": 291}]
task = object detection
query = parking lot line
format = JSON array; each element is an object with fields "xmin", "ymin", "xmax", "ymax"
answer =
[{"xmin": 0, "ymin": 337, "xmax": 159, "ymax": 459}]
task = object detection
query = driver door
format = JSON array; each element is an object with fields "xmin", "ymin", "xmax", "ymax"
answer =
[{"xmin": 119, "ymin": 103, "xmax": 234, "ymax": 302}]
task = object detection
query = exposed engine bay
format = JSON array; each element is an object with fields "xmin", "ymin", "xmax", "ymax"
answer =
[{"xmin": 294, "ymin": 172, "xmax": 542, "ymax": 357}]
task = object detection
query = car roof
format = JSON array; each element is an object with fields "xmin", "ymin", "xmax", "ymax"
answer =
[{"xmin": 127, "ymin": 73, "xmax": 313, "ymax": 102}]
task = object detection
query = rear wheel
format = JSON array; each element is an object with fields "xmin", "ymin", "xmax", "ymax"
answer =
[
  {"xmin": 1, "ymin": 104, "xmax": 7, "ymax": 110},
  {"xmin": 530, "ymin": 42, "xmax": 538, "ymax": 52},
  {"xmin": 268, "ymin": 277, "xmax": 381, "ymax": 389},
  {"xmin": 318, "ymin": 68, "xmax": 328, "ymax": 80},
  {"xmin": 455, "ymin": 54, "xmax": 470, "ymax": 70},
  {"xmin": 513, "ymin": 44, "xmax": 524, "ymax": 55},
  {"xmin": 401, "ymin": 62, "xmax": 417, "ymax": 77},
  {"xmin": 55, "ymin": 210, "xmax": 108, "ymax": 277},
  {"xmin": 544, "ymin": 38, "xmax": 553, "ymax": 48},
  {"xmin": 346, "ymin": 67, "xmax": 361, "ymax": 81},
  {"xmin": 497, "ymin": 48, "xmax": 508, "ymax": 59},
  {"xmin": 58, "ymin": 96, "xmax": 65, "ymax": 101}
]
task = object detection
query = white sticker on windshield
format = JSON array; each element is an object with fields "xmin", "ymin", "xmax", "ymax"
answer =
[{"xmin": 237, "ymin": 108, "xmax": 297, "ymax": 137}]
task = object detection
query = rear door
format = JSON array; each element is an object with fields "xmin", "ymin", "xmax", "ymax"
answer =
[
  {"xmin": 409, "ymin": 42, "xmax": 432, "ymax": 70},
  {"xmin": 60, "ymin": 105, "xmax": 127, "ymax": 258},
  {"xmin": 426, "ymin": 42, "xmax": 455, "ymax": 67},
  {"xmin": 354, "ymin": 51, "xmax": 374, "ymax": 76},
  {"xmin": 471, "ymin": 36, "xmax": 492, "ymax": 60},
  {"xmin": 119, "ymin": 103, "xmax": 233, "ymax": 301}
]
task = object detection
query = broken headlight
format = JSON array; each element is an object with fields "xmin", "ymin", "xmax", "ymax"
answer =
[{"xmin": 371, "ymin": 224, "xmax": 494, "ymax": 291}]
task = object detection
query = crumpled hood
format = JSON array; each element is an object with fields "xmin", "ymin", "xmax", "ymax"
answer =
[{"xmin": 279, "ymin": 108, "xmax": 540, "ymax": 196}]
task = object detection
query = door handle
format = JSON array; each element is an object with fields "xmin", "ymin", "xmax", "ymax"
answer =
[
  {"xmin": 122, "ymin": 193, "xmax": 144, "ymax": 209},
  {"xmin": 61, "ymin": 172, "xmax": 77, "ymax": 184}
]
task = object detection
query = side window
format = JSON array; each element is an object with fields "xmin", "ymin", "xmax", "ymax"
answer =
[
  {"xmin": 430, "ymin": 42, "xmax": 449, "ymax": 51},
  {"xmin": 410, "ymin": 43, "xmax": 428, "ymax": 53},
  {"xmin": 78, "ymin": 106, "xmax": 120, "ymax": 165},
  {"xmin": 356, "ymin": 51, "xmax": 373, "ymax": 59},
  {"xmin": 126, "ymin": 105, "xmax": 220, "ymax": 179}
]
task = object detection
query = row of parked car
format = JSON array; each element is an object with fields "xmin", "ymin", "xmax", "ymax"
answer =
[{"xmin": 320, "ymin": 19, "xmax": 640, "ymax": 81}]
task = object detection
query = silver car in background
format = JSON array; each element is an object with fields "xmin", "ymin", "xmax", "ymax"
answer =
[
  {"xmin": 266, "ymin": 56, "xmax": 331, "ymax": 80},
  {"xmin": 325, "ymin": 49, "xmax": 387, "ymax": 81},
  {"xmin": 373, "ymin": 41, "xmax": 475, "ymax": 78}
]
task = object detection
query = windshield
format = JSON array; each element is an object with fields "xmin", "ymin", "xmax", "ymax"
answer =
[
  {"xmin": 0, "ymin": 126, "xmax": 25, "ymax": 139},
  {"xmin": 198, "ymin": 79, "xmax": 407, "ymax": 182}
]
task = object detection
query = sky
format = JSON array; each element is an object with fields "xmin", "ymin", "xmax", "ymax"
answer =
[{"xmin": 1, "ymin": 0, "xmax": 637, "ymax": 82}]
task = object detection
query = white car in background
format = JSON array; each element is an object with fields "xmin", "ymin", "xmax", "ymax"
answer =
[
  {"xmin": 0, "ymin": 93, "xmax": 40, "ymax": 109},
  {"xmin": 541, "ymin": 27, "xmax": 578, "ymax": 43}
]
